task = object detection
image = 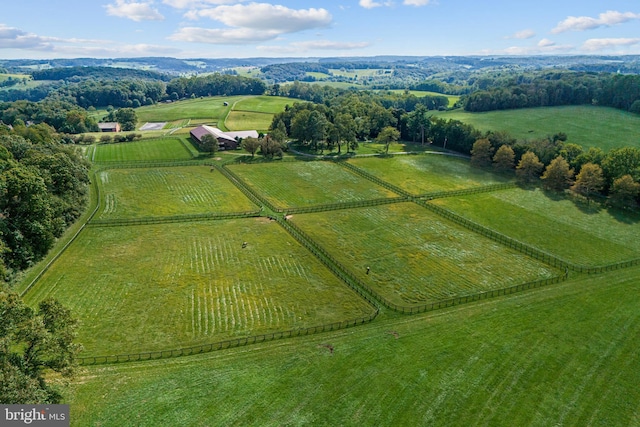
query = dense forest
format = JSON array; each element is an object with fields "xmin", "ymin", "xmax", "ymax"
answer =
[
  {"xmin": 0, "ymin": 124, "xmax": 90, "ymax": 278},
  {"xmin": 463, "ymin": 72, "xmax": 640, "ymax": 114}
]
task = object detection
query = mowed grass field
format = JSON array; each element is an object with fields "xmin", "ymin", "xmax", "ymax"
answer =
[
  {"xmin": 227, "ymin": 161, "xmax": 399, "ymax": 209},
  {"xmin": 434, "ymin": 105, "xmax": 640, "ymax": 150},
  {"xmin": 348, "ymin": 154, "xmax": 513, "ymax": 195},
  {"xmin": 224, "ymin": 95, "xmax": 296, "ymax": 132},
  {"xmin": 23, "ymin": 219, "xmax": 374, "ymax": 356},
  {"xmin": 135, "ymin": 96, "xmax": 245, "ymax": 123},
  {"xmin": 291, "ymin": 203, "xmax": 560, "ymax": 306},
  {"xmin": 90, "ymin": 138, "xmax": 194, "ymax": 162},
  {"xmin": 97, "ymin": 166, "xmax": 258, "ymax": 219},
  {"xmin": 67, "ymin": 267, "xmax": 640, "ymax": 426},
  {"xmin": 432, "ymin": 187, "xmax": 640, "ymax": 267}
]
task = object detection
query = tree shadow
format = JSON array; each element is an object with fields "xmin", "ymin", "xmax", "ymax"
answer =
[{"xmin": 605, "ymin": 205, "xmax": 640, "ymax": 224}]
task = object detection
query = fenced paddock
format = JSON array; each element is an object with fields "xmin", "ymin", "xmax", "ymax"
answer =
[
  {"xmin": 289, "ymin": 202, "xmax": 561, "ymax": 307},
  {"xmin": 92, "ymin": 137, "xmax": 194, "ymax": 163},
  {"xmin": 96, "ymin": 165, "xmax": 258, "ymax": 219},
  {"xmin": 432, "ymin": 188, "xmax": 640, "ymax": 268},
  {"xmin": 347, "ymin": 154, "xmax": 514, "ymax": 195},
  {"xmin": 22, "ymin": 219, "xmax": 375, "ymax": 357},
  {"xmin": 226, "ymin": 161, "xmax": 399, "ymax": 210}
]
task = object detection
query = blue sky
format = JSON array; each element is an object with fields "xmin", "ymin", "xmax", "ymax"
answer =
[{"xmin": 1, "ymin": 0, "xmax": 640, "ymax": 59}]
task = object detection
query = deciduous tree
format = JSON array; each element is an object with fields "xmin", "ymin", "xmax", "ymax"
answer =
[
  {"xmin": 376, "ymin": 126, "xmax": 400, "ymax": 154},
  {"xmin": 541, "ymin": 156, "xmax": 574, "ymax": 192},
  {"xmin": 0, "ymin": 291, "xmax": 82, "ymax": 404},
  {"xmin": 493, "ymin": 145, "xmax": 516, "ymax": 172},
  {"xmin": 571, "ymin": 162, "xmax": 604, "ymax": 201},
  {"xmin": 609, "ymin": 174, "xmax": 640, "ymax": 209},
  {"xmin": 470, "ymin": 138, "xmax": 494, "ymax": 168},
  {"xmin": 516, "ymin": 151, "xmax": 543, "ymax": 185}
]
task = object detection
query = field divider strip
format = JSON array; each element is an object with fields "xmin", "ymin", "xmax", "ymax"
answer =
[
  {"xmin": 415, "ymin": 198, "xmax": 640, "ymax": 274},
  {"xmin": 415, "ymin": 199, "xmax": 572, "ymax": 270},
  {"xmin": 89, "ymin": 211, "xmax": 262, "ymax": 227},
  {"xmin": 417, "ymin": 182, "xmax": 518, "ymax": 200},
  {"xmin": 334, "ymin": 160, "xmax": 413, "ymax": 198},
  {"xmin": 20, "ymin": 169, "xmax": 102, "ymax": 297},
  {"xmin": 275, "ymin": 216, "xmax": 384, "ymax": 311},
  {"xmin": 77, "ymin": 313, "xmax": 379, "ymax": 366},
  {"xmin": 94, "ymin": 160, "xmax": 206, "ymax": 169},
  {"xmin": 280, "ymin": 215, "xmax": 569, "ymax": 315},
  {"xmin": 283, "ymin": 196, "xmax": 407, "ymax": 215},
  {"xmin": 215, "ymin": 164, "xmax": 278, "ymax": 212}
]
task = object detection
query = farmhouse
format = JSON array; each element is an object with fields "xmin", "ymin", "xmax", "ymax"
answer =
[
  {"xmin": 190, "ymin": 125, "xmax": 258, "ymax": 150},
  {"xmin": 98, "ymin": 122, "xmax": 121, "ymax": 133}
]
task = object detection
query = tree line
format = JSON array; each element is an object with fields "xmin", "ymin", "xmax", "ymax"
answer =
[
  {"xmin": 463, "ymin": 71, "xmax": 640, "ymax": 114},
  {"xmin": 470, "ymin": 136, "xmax": 640, "ymax": 208}
]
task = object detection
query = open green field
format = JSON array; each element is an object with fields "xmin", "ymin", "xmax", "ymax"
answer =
[
  {"xmin": 227, "ymin": 161, "xmax": 399, "ymax": 209},
  {"xmin": 90, "ymin": 138, "xmax": 194, "ymax": 162},
  {"xmin": 291, "ymin": 203, "xmax": 559, "ymax": 306},
  {"xmin": 97, "ymin": 166, "xmax": 258, "ymax": 219},
  {"xmin": 23, "ymin": 219, "xmax": 374, "ymax": 356},
  {"xmin": 348, "ymin": 154, "xmax": 513, "ymax": 195},
  {"xmin": 432, "ymin": 188, "xmax": 640, "ymax": 267},
  {"xmin": 67, "ymin": 267, "xmax": 640, "ymax": 426},
  {"xmin": 434, "ymin": 105, "xmax": 640, "ymax": 151},
  {"xmin": 135, "ymin": 96, "xmax": 244, "ymax": 123},
  {"xmin": 225, "ymin": 111, "xmax": 274, "ymax": 132},
  {"xmin": 232, "ymin": 95, "xmax": 294, "ymax": 114}
]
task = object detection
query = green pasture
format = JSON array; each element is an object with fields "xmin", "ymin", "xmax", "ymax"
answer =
[
  {"xmin": 90, "ymin": 138, "xmax": 194, "ymax": 163},
  {"xmin": 226, "ymin": 161, "xmax": 398, "ymax": 209},
  {"xmin": 329, "ymin": 68, "xmax": 391, "ymax": 78},
  {"xmin": 96, "ymin": 166, "xmax": 258, "ymax": 219},
  {"xmin": 291, "ymin": 203, "xmax": 559, "ymax": 306},
  {"xmin": 23, "ymin": 219, "xmax": 373, "ymax": 356},
  {"xmin": 135, "ymin": 96, "xmax": 243, "ymax": 123},
  {"xmin": 348, "ymin": 153, "xmax": 513, "ymax": 195},
  {"xmin": 225, "ymin": 111, "xmax": 273, "ymax": 132},
  {"xmin": 434, "ymin": 105, "xmax": 640, "ymax": 150},
  {"xmin": 232, "ymin": 95, "xmax": 294, "ymax": 114},
  {"xmin": 67, "ymin": 266, "xmax": 640, "ymax": 426},
  {"xmin": 432, "ymin": 187, "xmax": 640, "ymax": 267}
]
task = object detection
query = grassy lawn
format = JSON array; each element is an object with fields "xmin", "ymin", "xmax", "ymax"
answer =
[
  {"xmin": 232, "ymin": 95, "xmax": 294, "ymax": 114},
  {"xmin": 434, "ymin": 105, "xmax": 640, "ymax": 150},
  {"xmin": 387, "ymin": 89, "xmax": 461, "ymax": 106},
  {"xmin": 23, "ymin": 219, "xmax": 374, "ymax": 356},
  {"xmin": 348, "ymin": 154, "xmax": 513, "ymax": 195},
  {"xmin": 96, "ymin": 166, "xmax": 258, "ymax": 219},
  {"xmin": 91, "ymin": 138, "xmax": 194, "ymax": 162},
  {"xmin": 226, "ymin": 161, "xmax": 399, "ymax": 209},
  {"xmin": 135, "ymin": 96, "xmax": 244, "ymax": 123},
  {"xmin": 291, "ymin": 203, "xmax": 559, "ymax": 306},
  {"xmin": 225, "ymin": 111, "xmax": 273, "ymax": 132},
  {"xmin": 67, "ymin": 267, "xmax": 640, "ymax": 426},
  {"xmin": 432, "ymin": 187, "xmax": 640, "ymax": 267}
]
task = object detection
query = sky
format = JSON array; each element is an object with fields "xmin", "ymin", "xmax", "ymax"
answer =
[{"xmin": 1, "ymin": 0, "xmax": 640, "ymax": 59}]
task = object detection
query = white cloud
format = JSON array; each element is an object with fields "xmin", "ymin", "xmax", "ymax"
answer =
[
  {"xmin": 169, "ymin": 26, "xmax": 280, "ymax": 44},
  {"xmin": 173, "ymin": 3, "xmax": 332, "ymax": 45},
  {"xmin": 582, "ymin": 38, "xmax": 640, "ymax": 52},
  {"xmin": 256, "ymin": 40, "xmax": 371, "ymax": 55},
  {"xmin": 291, "ymin": 40, "xmax": 371, "ymax": 50},
  {"xmin": 403, "ymin": 0, "xmax": 432, "ymax": 5},
  {"xmin": 505, "ymin": 29, "xmax": 535, "ymax": 40},
  {"xmin": 162, "ymin": 0, "xmax": 241, "ymax": 8},
  {"xmin": 105, "ymin": 0, "xmax": 165, "ymax": 22},
  {"xmin": 552, "ymin": 10, "xmax": 640, "ymax": 34},
  {"xmin": 359, "ymin": 0, "xmax": 395, "ymax": 8},
  {"xmin": 538, "ymin": 38, "xmax": 555, "ymax": 47},
  {"xmin": 0, "ymin": 25, "xmax": 52, "ymax": 50}
]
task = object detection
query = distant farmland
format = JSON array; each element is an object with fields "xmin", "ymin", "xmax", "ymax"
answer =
[{"xmin": 434, "ymin": 105, "xmax": 640, "ymax": 150}]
